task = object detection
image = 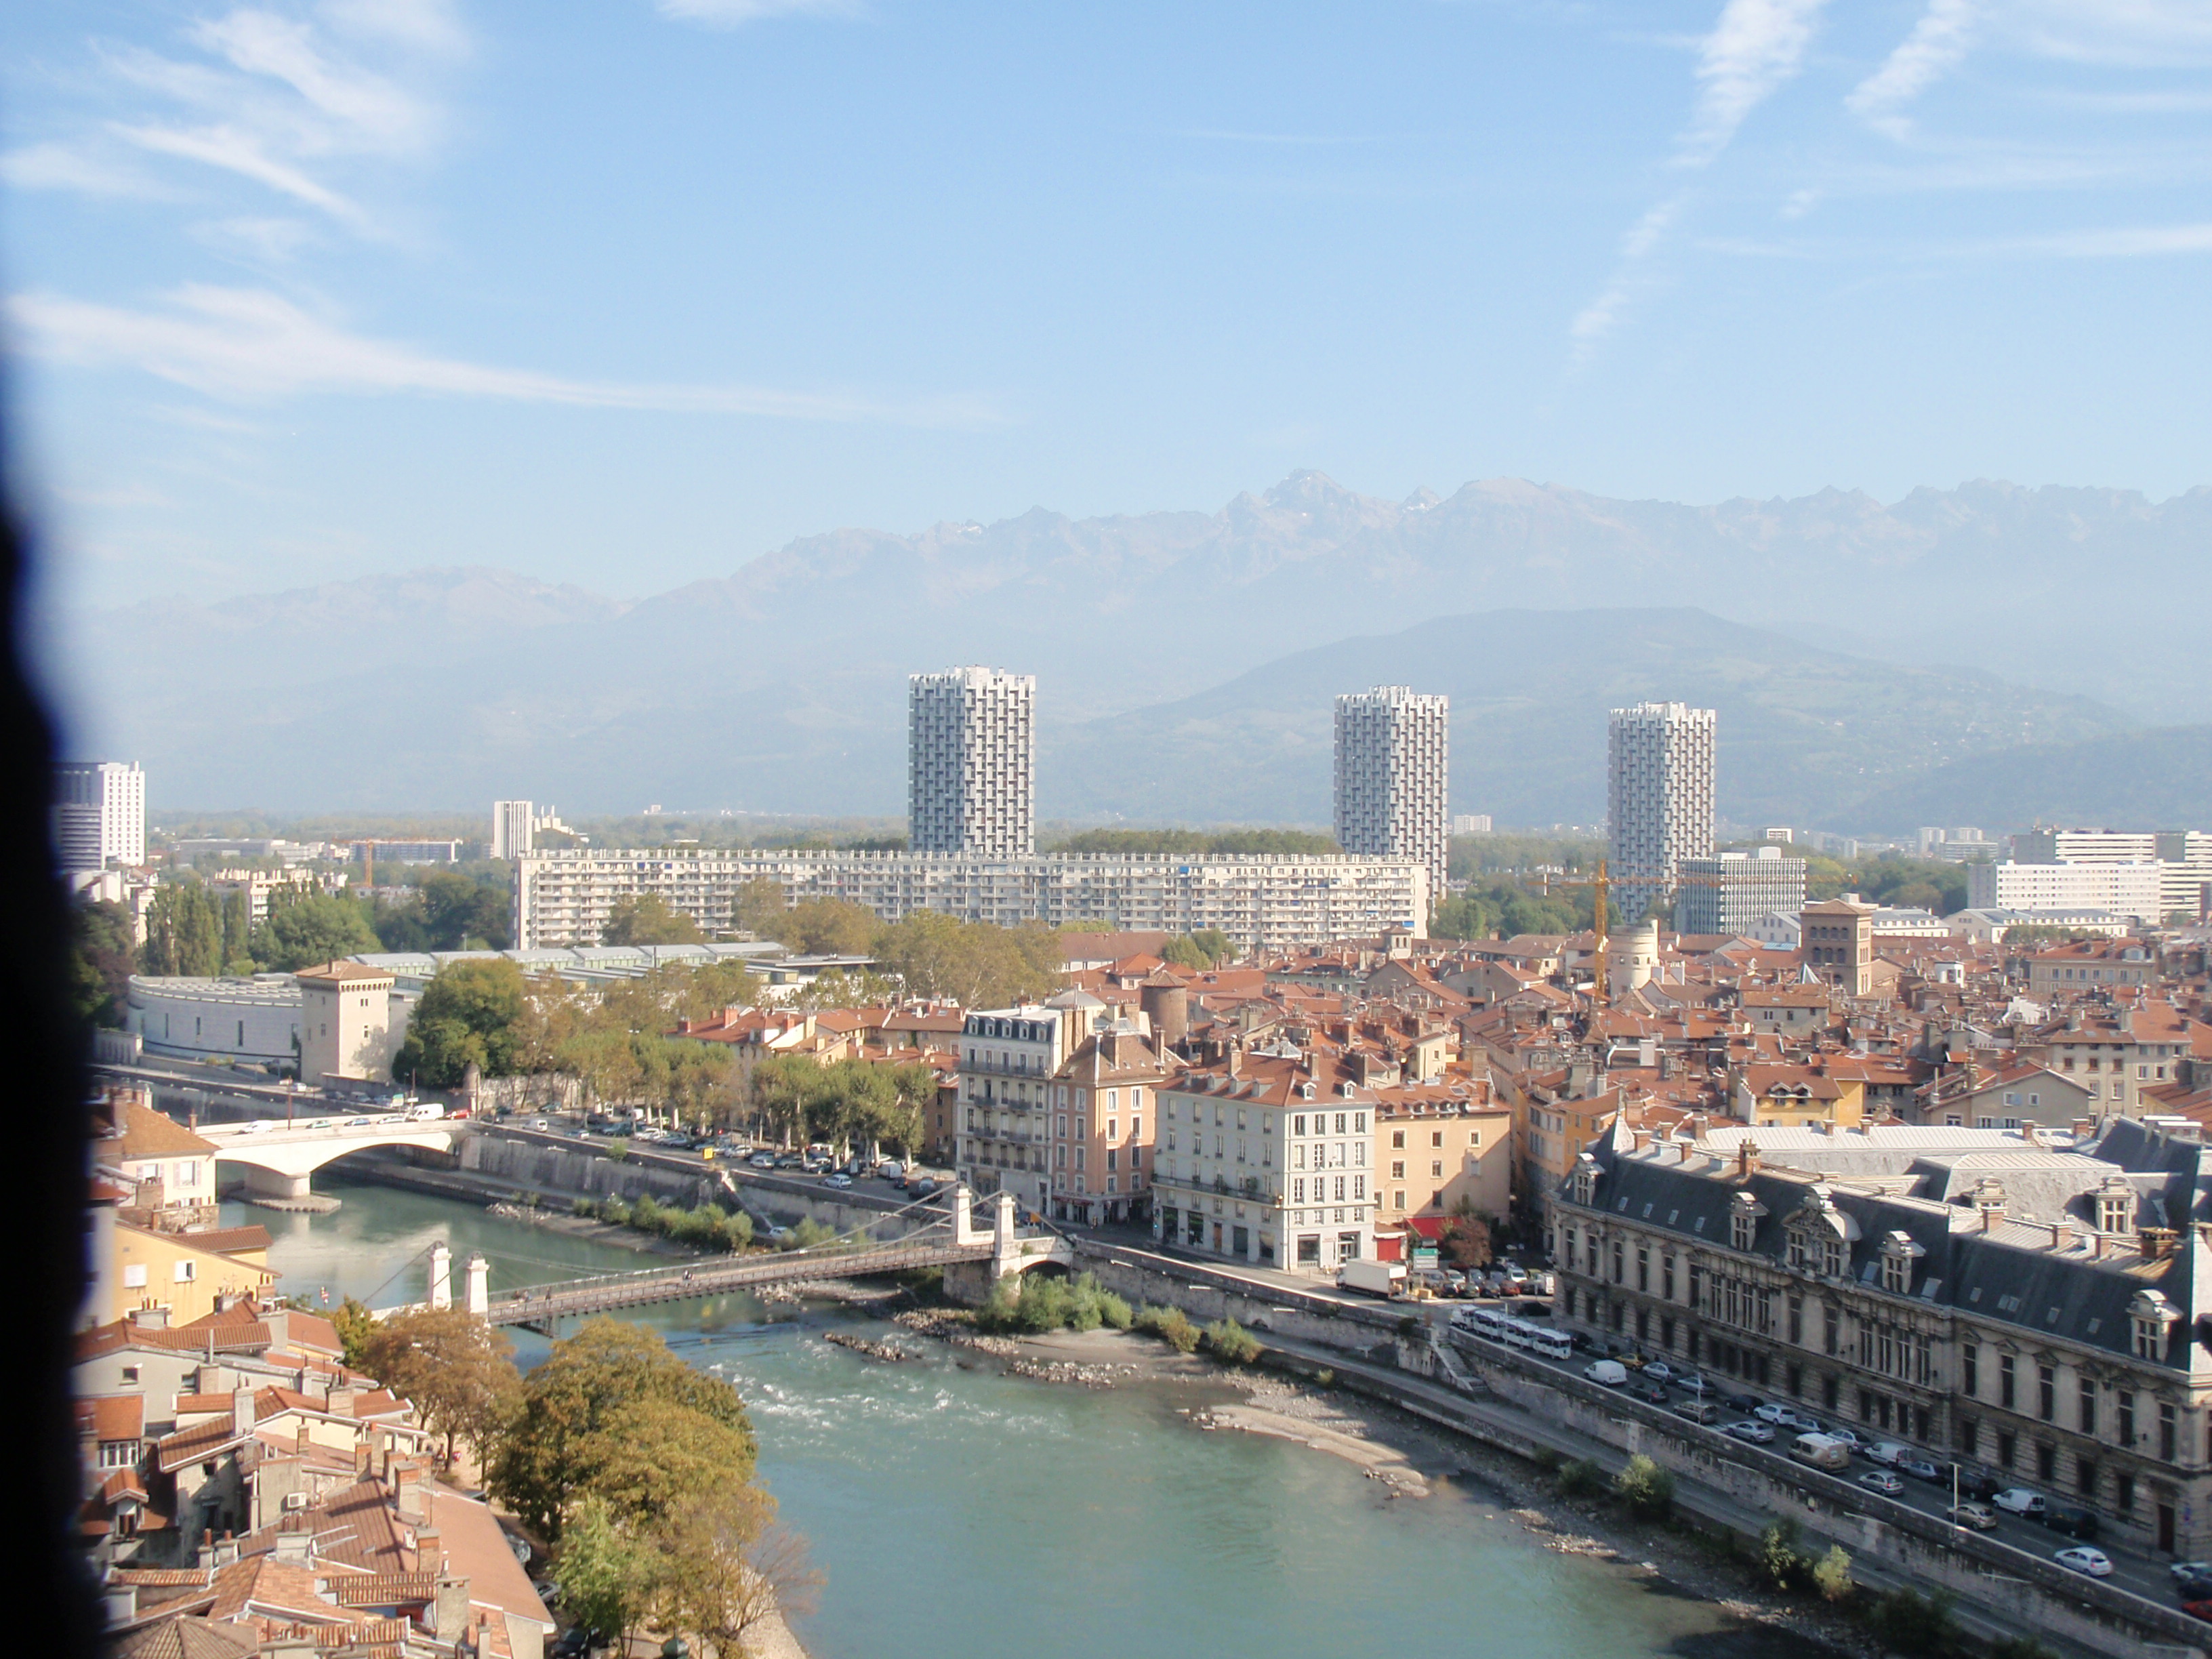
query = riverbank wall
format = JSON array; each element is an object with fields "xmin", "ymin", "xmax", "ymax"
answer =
[
  {"xmin": 350, "ymin": 1126, "xmax": 939, "ymax": 1243},
  {"xmin": 1071, "ymin": 1240, "xmax": 2207, "ymax": 1659}
]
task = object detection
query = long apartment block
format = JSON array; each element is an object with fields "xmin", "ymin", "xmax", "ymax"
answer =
[{"xmin": 513, "ymin": 848, "xmax": 1431, "ymax": 950}]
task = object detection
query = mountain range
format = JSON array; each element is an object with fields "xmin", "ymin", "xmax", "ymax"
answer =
[{"xmin": 54, "ymin": 471, "xmax": 2212, "ymax": 830}]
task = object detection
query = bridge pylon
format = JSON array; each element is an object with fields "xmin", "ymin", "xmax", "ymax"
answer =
[{"xmin": 430, "ymin": 1242, "xmax": 452, "ymax": 1311}]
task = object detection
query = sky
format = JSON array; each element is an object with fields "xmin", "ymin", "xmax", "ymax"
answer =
[{"xmin": 6, "ymin": 0, "xmax": 2212, "ymax": 616}]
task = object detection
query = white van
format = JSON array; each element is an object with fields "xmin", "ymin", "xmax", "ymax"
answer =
[
  {"xmin": 1791, "ymin": 1432, "xmax": 1853, "ymax": 1471},
  {"xmin": 407, "ymin": 1101, "xmax": 447, "ymax": 1121},
  {"xmin": 1584, "ymin": 1359, "xmax": 1629, "ymax": 1387}
]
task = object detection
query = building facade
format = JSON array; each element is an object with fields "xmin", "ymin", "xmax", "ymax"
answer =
[
  {"xmin": 955, "ymin": 1002, "xmax": 1076, "ymax": 1215},
  {"xmin": 1674, "ymin": 848, "xmax": 1808, "ymax": 937},
  {"xmin": 512, "ymin": 847, "xmax": 1429, "ymax": 951},
  {"xmin": 909, "ymin": 666, "xmax": 1035, "ymax": 857},
  {"xmin": 1374, "ymin": 1089, "xmax": 1512, "ymax": 1226},
  {"xmin": 1607, "ymin": 703, "xmax": 1716, "ymax": 920},
  {"xmin": 297, "ymin": 962, "xmax": 399, "ymax": 1084},
  {"xmin": 1551, "ymin": 1119, "xmax": 2212, "ymax": 1557},
  {"xmin": 1967, "ymin": 861, "xmax": 2165, "ymax": 926},
  {"xmin": 56, "ymin": 760, "xmax": 146, "ymax": 873},
  {"xmin": 1151, "ymin": 1054, "xmax": 1379, "ymax": 1273},
  {"xmin": 1334, "ymin": 685, "xmax": 1450, "ymax": 902},
  {"xmin": 1050, "ymin": 1026, "xmax": 1166, "ymax": 1226},
  {"xmin": 1801, "ymin": 897, "xmax": 1876, "ymax": 996},
  {"xmin": 2009, "ymin": 828, "xmax": 2212, "ymax": 922}
]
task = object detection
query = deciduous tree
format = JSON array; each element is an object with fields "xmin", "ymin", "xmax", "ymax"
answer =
[
  {"xmin": 650, "ymin": 1486, "xmax": 822, "ymax": 1659},
  {"xmin": 253, "ymin": 890, "xmax": 382, "ymax": 971},
  {"xmin": 359, "ymin": 1305, "xmax": 523, "ymax": 1464},
  {"xmin": 68, "ymin": 899, "xmax": 136, "ymax": 1027},
  {"xmin": 603, "ymin": 894, "xmax": 703, "ymax": 946},
  {"xmin": 394, "ymin": 958, "xmax": 529, "ymax": 1086}
]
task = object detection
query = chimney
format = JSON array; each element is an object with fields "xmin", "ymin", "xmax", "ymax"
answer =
[
  {"xmin": 130, "ymin": 1306, "xmax": 169, "ymax": 1331},
  {"xmin": 232, "ymin": 1386, "xmax": 258, "ymax": 1436},
  {"xmin": 274, "ymin": 1521, "xmax": 313, "ymax": 1563},
  {"xmin": 2049, "ymin": 1221, "xmax": 2069, "ymax": 1251},
  {"xmin": 394, "ymin": 1460, "xmax": 428, "ymax": 1522},
  {"xmin": 1638, "ymin": 1036, "xmax": 1657, "ymax": 1070},
  {"xmin": 1629, "ymin": 1128, "xmax": 1649, "ymax": 1154},
  {"xmin": 327, "ymin": 1382, "xmax": 356, "ymax": 1418},
  {"xmin": 2140, "ymin": 1227, "xmax": 2177, "ymax": 1263},
  {"xmin": 434, "ymin": 1576, "xmax": 470, "ymax": 1641}
]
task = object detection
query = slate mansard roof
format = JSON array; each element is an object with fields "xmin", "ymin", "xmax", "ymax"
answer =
[{"xmin": 1566, "ymin": 1118, "xmax": 2212, "ymax": 1372}]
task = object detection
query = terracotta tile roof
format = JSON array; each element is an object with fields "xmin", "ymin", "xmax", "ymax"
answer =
[
  {"xmin": 159, "ymin": 1418, "xmax": 249, "ymax": 1473},
  {"xmin": 428, "ymin": 1481, "xmax": 554, "ymax": 1633},
  {"xmin": 172, "ymin": 1225, "xmax": 274, "ymax": 1256},
  {"xmin": 115, "ymin": 1616, "xmax": 258, "ymax": 1659},
  {"xmin": 110, "ymin": 1099, "xmax": 220, "ymax": 1161},
  {"xmin": 81, "ymin": 1392, "xmax": 146, "ymax": 1440},
  {"xmin": 209, "ymin": 1554, "xmax": 361, "ymax": 1625},
  {"xmin": 327, "ymin": 1572, "xmax": 439, "ymax": 1607},
  {"xmin": 293, "ymin": 960, "xmax": 395, "ymax": 985},
  {"xmin": 101, "ymin": 1465, "xmax": 151, "ymax": 1503}
]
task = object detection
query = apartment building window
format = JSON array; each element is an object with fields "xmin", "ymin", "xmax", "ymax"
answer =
[
  {"xmin": 1636, "ymin": 1247, "xmax": 1649, "ymax": 1293},
  {"xmin": 2077, "ymin": 1457, "xmax": 2098, "ymax": 1497},
  {"xmin": 1662, "ymin": 1256, "xmax": 1676, "ymax": 1300},
  {"xmin": 1963, "ymin": 1344, "xmax": 1978, "ymax": 1397},
  {"xmin": 2160, "ymin": 1401, "xmax": 2177, "ymax": 1462},
  {"xmin": 1823, "ymin": 1305, "xmax": 1839, "ymax": 1357},
  {"xmin": 1955, "ymin": 1416, "xmax": 1978, "ymax": 1456},
  {"xmin": 1612, "ymin": 1241, "xmax": 1624, "ymax": 1284},
  {"xmin": 2116, "ymin": 1473, "xmax": 2135, "ymax": 1515},
  {"xmin": 2036, "ymin": 1443, "xmax": 2056, "ymax": 1483},
  {"xmin": 1430, "ymin": 1160, "xmax": 1443, "ymax": 1179},
  {"xmin": 1391, "ymin": 1160, "xmax": 1405, "ymax": 1179},
  {"xmin": 2038, "ymin": 1364, "xmax": 2055, "ymax": 1422},
  {"xmin": 1787, "ymin": 1296, "xmax": 1802, "ymax": 1345},
  {"xmin": 2118, "ymin": 1390, "xmax": 2135, "ymax": 1446},
  {"xmin": 1999, "ymin": 1354, "xmax": 2015, "ymax": 1410},
  {"xmin": 1391, "ymin": 1129, "xmax": 1406, "ymax": 1149},
  {"xmin": 1731, "ymin": 1210, "xmax": 1756, "ymax": 1252},
  {"xmin": 2078, "ymin": 1379, "xmax": 2097, "ymax": 1437}
]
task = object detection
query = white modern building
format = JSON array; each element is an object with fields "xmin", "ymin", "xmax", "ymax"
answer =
[
  {"xmin": 55, "ymin": 760, "xmax": 146, "ymax": 874},
  {"xmin": 512, "ymin": 847, "xmax": 1429, "ymax": 951},
  {"xmin": 491, "ymin": 800, "xmax": 577, "ymax": 860},
  {"xmin": 127, "ymin": 976, "xmax": 304, "ymax": 1067},
  {"xmin": 1967, "ymin": 861, "xmax": 2164, "ymax": 926},
  {"xmin": 1334, "ymin": 685, "xmax": 1450, "ymax": 903},
  {"xmin": 909, "ymin": 666, "xmax": 1034, "ymax": 857},
  {"xmin": 1673, "ymin": 846, "xmax": 1806, "ymax": 937},
  {"xmin": 1452, "ymin": 814, "xmax": 1493, "ymax": 836},
  {"xmin": 2008, "ymin": 828, "xmax": 2212, "ymax": 922},
  {"xmin": 1607, "ymin": 703, "xmax": 1716, "ymax": 920}
]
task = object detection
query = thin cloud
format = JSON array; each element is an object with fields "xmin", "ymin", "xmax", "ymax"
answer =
[
  {"xmin": 1677, "ymin": 0, "xmax": 1830, "ymax": 167},
  {"xmin": 1568, "ymin": 196, "xmax": 1685, "ymax": 363},
  {"xmin": 0, "ymin": 141, "xmax": 173, "ymax": 199},
  {"xmin": 1849, "ymin": 0, "xmax": 1983, "ymax": 138},
  {"xmin": 7, "ymin": 285, "xmax": 1002, "ymax": 428},
  {"xmin": 657, "ymin": 0, "xmax": 861, "ymax": 25},
  {"xmin": 113, "ymin": 123, "xmax": 373, "ymax": 228},
  {"xmin": 2008, "ymin": 221, "xmax": 2212, "ymax": 256}
]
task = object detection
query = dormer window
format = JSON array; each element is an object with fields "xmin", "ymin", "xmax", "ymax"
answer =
[
  {"xmin": 1571, "ymin": 1153, "xmax": 1599, "ymax": 1209},
  {"xmin": 2096, "ymin": 1178, "xmax": 2137, "ymax": 1237},
  {"xmin": 1729, "ymin": 1190, "xmax": 1766, "ymax": 1253},
  {"xmin": 2130, "ymin": 1290, "xmax": 2178, "ymax": 1361}
]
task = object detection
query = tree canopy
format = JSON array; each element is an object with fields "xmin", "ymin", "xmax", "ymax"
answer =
[
  {"xmin": 748, "ymin": 1053, "xmax": 932, "ymax": 1154},
  {"xmin": 372, "ymin": 869, "xmax": 513, "ymax": 952},
  {"xmin": 488, "ymin": 1317, "xmax": 756, "ymax": 1540},
  {"xmin": 602, "ymin": 893, "xmax": 703, "ymax": 946},
  {"xmin": 143, "ymin": 882, "xmax": 223, "ymax": 977},
  {"xmin": 68, "ymin": 898, "xmax": 136, "ymax": 1028},
  {"xmin": 770, "ymin": 898, "xmax": 878, "ymax": 956},
  {"xmin": 394, "ymin": 958, "xmax": 529, "ymax": 1086},
  {"xmin": 873, "ymin": 912, "xmax": 1061, "ymax": 1006},
  {"xmin": 359, "ymin": 1305, "xmax": 522, "ymax": 1463},
  {"xmin": 254, "ymin": 889, "xmax": 383, "ymax": 971}
]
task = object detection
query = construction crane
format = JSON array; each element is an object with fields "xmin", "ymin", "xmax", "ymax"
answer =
[{"xmin": 1541, "ymin": 857, "xmax": 1612, "ymax": 1002}]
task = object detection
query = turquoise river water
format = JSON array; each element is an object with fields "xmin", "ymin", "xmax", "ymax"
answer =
[{"xmin": 230, "ymin": 1176, "xmax": 1800, "ymax": 1659}]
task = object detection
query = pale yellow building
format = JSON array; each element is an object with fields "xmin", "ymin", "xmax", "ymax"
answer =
[
  {"xmin": 298, "ymin": 960, "xmax": 397, "ymax": 1083},
  {"xmin": 106, "ymin": 1221, "xmax": 275, "ymax": 1328},
  {"xmin": 1374, "ymin": 1088, "xmax": 1513, "ymax": 1224}
]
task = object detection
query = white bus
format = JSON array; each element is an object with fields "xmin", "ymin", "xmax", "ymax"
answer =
[{"xmin": 1525, "ymin": 1326, "xmax": 1573, "ymax": 1361}]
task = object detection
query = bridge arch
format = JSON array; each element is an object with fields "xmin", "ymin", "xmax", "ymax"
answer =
[{"xmin": 201, "ymin": 1119, "xmax": 459, "ymax": 1201}]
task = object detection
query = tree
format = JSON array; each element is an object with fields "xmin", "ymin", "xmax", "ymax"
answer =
[
  {"xmin": 1613, "ymin": 1454, "xmax": 1673, "ymax": 1519},
  {"xmin": 567, "ymin": 1393, "xmax": 760, "ymax": 1528},
  {"xmin": 253, "ymin": 890, "xmax": 381, "ymax": 971},
  {"xmin": 219, "ymin": 889, "xmax": 252, "ymax": 974},
  {"xmin": 651, "ymin": 1486, "xmax": 823, "ymax": 1659},
  {"xmin": 360, "ymin": 1305, "xmax": 523, "ymax": 1464},
  {"xmin": 419, "ymin": 870, "xmax": 513, "ymax": 949},
  {"xmin": 1437, "ymin": 1208, "xmax": 1493, "ymax": 1270},
  {"xmin": 733, "ymin": 878, "xmax": 789, "ymax": 938},
  {"xmin": 68, "ymin": 899, "xmax": 136, "ymax": 1028},
  {"xmin": 394, "ymin": 958, "xmax": 529, "ymax": 1087},
  {"xmin": 331, "ymin": 1295, "xmax": 378, "ymax": 1370},
  {"xmin": 552, "ymin": 1496, "xmax": 655, "ymax": 1647},
  {"xmin": 1814, "ymin": 1544, "xmax": 1854, "ymax": 1603},
  {"xmin": 488, "ymin": 1318, "xmax": 756, "ymax": 1541},
  {"xmin": 873, "ymin": 912, "xmax": 1061, "ymax": 1006},
  {"xmin": 144, "ymin": 882, "xmax": 222, "ymax": 977},
  {"xmin": 772, "ymin": 898, "xmax": 878, "ymax": 956},
  {"xmin": 602, "ymin": 893, "xmax": 703, "ymax": 946}
]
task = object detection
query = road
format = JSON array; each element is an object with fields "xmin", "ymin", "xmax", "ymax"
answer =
[{"xmin": 1062, "ymin": 1225, "xmax": 2194, "ymax": 1619}]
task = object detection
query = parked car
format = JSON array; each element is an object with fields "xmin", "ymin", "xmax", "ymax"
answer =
[
  {"xmin": 347, "ymin": 1117, "xmax": 375, "ymax": 1128},
  {"xmin": 1629, "ymin": 1381, "xmax": 1668, "ymax": 1406},
  {"xmin": 1955, "ymin": 1467, "xmax": 2005, "ymax": 1501},
  {"xmin": 1900, "ymin": 1458, "xmax": 1946, "ymax": 1484},
  {"xmin": 1858, "ymin": 1470, "xmax": 1906, "ymax": 1496},
  {"xmin": 1992, "ymin": 1488, "xmax": 2046, "ymax": 1519},
  {"xmin": 1671, "ymin": 1372, "xmax": 1709, "ymax": 1397},
  {"xmin": 1673, "ymin": 1399, "xmax": 1723, "ymax": 1425},
  {"xmin": 1583, "ymin": 1360, "xmax": 1629, "ymax": 1387},
  {"xmin": 1723, "ymin": 1392, "xmax": 1761, "ymax": 1413},
  {"xmin": 1725, "ymin": 1420, "xmax": 1775, "ymax": 1444},
  {"xmin": 1946, "ymin": 1502, "xmax": 1999, "ymax": 1532},
  {"xmin": 1822, "ymin": 1426, "xmax": 1860, "ymax": 1450},
  {"xmin": 1753, "ymin": 1403, "xmax": 1799, "ymax": 1427},
  {"xmin": 1863, "ymin": 1441, "xmax": 1910, "ymax": 1467},
  {"xmin": 2170, "ymin": 1562, "xmax": 2212, "ymax": 1586},
  {"xmin": 824, "ymin": 1172, "xmax": 854, "ymax": 1189},
  {"xmin": 1792, "ymin": 1415, "xmax": 1826, "ymax": 1434},
  {"xmin": 2176, "ymin": 1573, "xmax": 2212, "ymax": 1606},
  {"xmin": 2041, "ymin": 1504, "xmax": 2101, "ymax": 1540},
  {"xmin": 750, "ymin": 1153, "xmax": 777, "ymax": 1168},
  {"xmin": 2054, "ymin": 1547, "xmax": 2112, "ymax": 1578},
  {"xmin": 2183, "ymin": 1599, "xmax": 2212, "ymax": 1625},
  {"xmin": 878, "ymin": 1160, "xmax": 907, "ymax": 1181},
  {"xmin": 1639, "ymin": 1361, "xmax": 1674, "ymax": 1386}
]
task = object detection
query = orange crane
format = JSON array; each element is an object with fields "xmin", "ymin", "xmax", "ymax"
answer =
[{"xmin": 1541, "ymin": 857, "xmax": 1612, "ymax": 1002}]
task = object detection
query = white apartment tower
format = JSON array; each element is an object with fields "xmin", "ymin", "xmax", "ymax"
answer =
[
  {"xmin": 492, "ymin": 800, "xmax": 538, "ymax": 861},
  {"xmin": 1333, "ymin": 686, "xmax": 1449, "ymax": 902},
  {"xmin": 54, "ymin": 761, "xmax": 146, "ymax": 873},
  {"xmin": 909, "ymin": 667, "xmax": 1035, "ymax": 857},
  {"xmin": 1607, "ymin": 702, "xmax": 1716, "ymax": 920}
]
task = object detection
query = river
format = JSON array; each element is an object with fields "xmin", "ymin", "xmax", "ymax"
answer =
[{"xmin": 232, "ymin": 1177, "xmax": 1800, "ymax": 1659}]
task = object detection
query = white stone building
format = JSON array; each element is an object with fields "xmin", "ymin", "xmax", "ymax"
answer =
[
  {"xmin": 1673, "ymin": 847, "xmax": 1806, "ymax": 937},
  {"xmin": 512, "ymin": 848, "xmax": 1429, "ymax": 951},
  {"xmin": 1967, "ymin": 861, "xmax": 2164, "ymax": 926},
  {"xmin": 1334, "ymin": 685, "xmax": 1450, "ymax": 903},
  {"xmin": 55, "ymin": 760, "xmax": 146, "ymax": 873},
  {"xmin": 954, "ymin": 1000, "xmax": 1078, "ymax": 1216},
  {"xmin": 909, "ymin": 666, "xmax": 1034, "ymax": 857},
  {"xmin": 1607, "ymin": 703, "xmax": 1715, "ymax": 920}
]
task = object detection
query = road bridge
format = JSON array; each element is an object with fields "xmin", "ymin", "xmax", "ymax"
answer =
[{"xmin": 198, "ymin": 1115, "xmax": 462, "ymax": 1201}]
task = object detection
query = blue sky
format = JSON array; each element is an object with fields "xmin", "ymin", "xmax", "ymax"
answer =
[{"xmin": 7, "ymin": 0, "xmax": 2212, "ymax": 614}]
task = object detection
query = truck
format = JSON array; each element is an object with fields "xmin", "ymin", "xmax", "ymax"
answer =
[
  {"xmin": 1790, "ymin": 1432, "xmax": 1853, "ymax": 1472},
  {"xmin": 1336, "ymin": 1258, "xmax": 1406, "ymax": 1298}
]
